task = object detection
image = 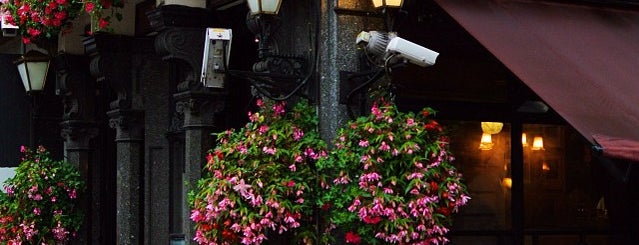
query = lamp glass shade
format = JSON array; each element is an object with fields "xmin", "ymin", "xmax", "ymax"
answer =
[
  {"xmin": 247, "ymin": 0, "xmax": 282, "ymax": 15},
  {"xmin": 16, "ymin": 53, "xmax": 50, "ymax": 93},
  {"xmin": 522, "ymin": 133, "xmax": 528, "ymax": 146},
  {"xmin": 531, "ymin": 136, "xmax": 544, "ymax": 151},
  {"xmin": 372, "ymin": 0, "xmax": 403, "ymax": 8},
  {"xmin": 479, "ymin": 133, "xmax": 493, "ymax": 150},
  {"xmin": 481, "ymin": 122, "xmax": 503, "ymax": 134}
]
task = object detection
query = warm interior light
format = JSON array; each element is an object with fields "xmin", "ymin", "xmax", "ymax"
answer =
[
  {"xmin": 531, "ymin": 136, "xmax": 544, "ymax": 151},
  {"xmin": 247, "ymin": 0, "xmax": 282, "ymax": 15},
  {"xmin": 542, "ymin": 161, "xmax": 551, "ymax": 171},
  {"xmin": 478, "ymin": 133, "xmax": 493, "ymax": 150},
  {"xmin": 481, "ymin": 122, "xmax": 503, "ymax": 135},
  {"xmin": 372, "ymin": 0, "xmax": 404, "ymax": 8},
  {"xmin": 502, "ymin": 178, "xmax": 512, "ymax": 189},
  {"xmin": 521, "ymin": 133, "xmax": 528, "ymax": 147},
  {"xmin": 15, "ymin": 51, "xmax": 50, "ymax": 93}
]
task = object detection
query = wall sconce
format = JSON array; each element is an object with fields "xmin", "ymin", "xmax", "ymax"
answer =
[
  {"xmin": 479, "ymin": 133, "xmax": 493, "ymax": 151},
  {"xmin": 501, "ymin": 177, "xmax": 512, "ymax": 189},
  {"xmin": 542, "ymin": 161, "xmax": 551, "ymax": 172},
  {"xmin": 532, "ymin": 136, "xmax": 545, "ymax": 151},
  {"xmin": 15, "ymin": 50, "xmax": 50, "ymax": 93},
  {"xmin": 481, "ymin": 122, "xmax": 503, "ymax": 134},
  {"xmin": 522, "ymin": 133, "xmax": 528, "ymax": 147}
]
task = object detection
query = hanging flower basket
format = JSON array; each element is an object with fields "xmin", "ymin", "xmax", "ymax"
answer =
[
  {"xmin": 0, "ymin": 0, "xmax": 123, "ymax": 44},
  {"xmin": 0, "ymin": 146, "xmax": 85, "ymax": 244},
  {"xmin": 317, "ymin": 100, "xmax": 471, "ymax": 244},
  {"xmin": 189, "ymin": 99, "xmax": 328, "ymax": 245}
]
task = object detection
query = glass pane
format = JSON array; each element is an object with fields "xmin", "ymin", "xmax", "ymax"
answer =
[
  {"xmin": 443, "ymin": 121, "xmax": 512, "ymax": 243},
  {"xmin": 523, "ymin": 124, "xmax": 612, "ymax": 244}
]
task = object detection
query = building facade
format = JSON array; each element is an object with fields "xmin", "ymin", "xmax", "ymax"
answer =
[{"xmin": 1, "ymin": 0, "xmax": 639, "ymax": 244}]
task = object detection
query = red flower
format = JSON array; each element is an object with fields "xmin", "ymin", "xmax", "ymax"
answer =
[
  {"xmin": 424, "ymin": 120, "xmax": 441, "ymax": 132},
  {"xmin": 27, "ymin": 28, "xmax": 41, "ymax": 37},
  {"xmin": 56, "ymin": 0, "xmax": 68, "ymax": 4},
  {"xmin": 363, "ymin": 216, "xmax": 381, "ymax": 224},
  {"xmin": 54, "ymin": 11, "xmax": 67, "ymax": 21},
  {"xmin": 437, "ymin": 207, "xmax": 451, "ymax": 216},
  {"xmin": 98, "ymin": 18, "xmax": 109, "ymax": 29},
  {"xmin": 321, "ymin": 203, "xmax": 332, "ymax": 211},
  {"xmin": 345, "ymin": 231, "xmax": 361, "ymax": 244},
  {"xmin": 85, "ymin": 2, "xmax": 95, "ymax": 12},
  {"xmin": 52, "ymin": 18, "xmax": 62, "ymax": 27}
]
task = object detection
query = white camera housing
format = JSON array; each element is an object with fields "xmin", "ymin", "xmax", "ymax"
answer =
[
  {"xmin": 201, "ymin": 28, "xmax": 232, "ymax": 88},
  {"xmin": 386, "ymin": 37, "xmax": 439, "ymax": 67},
  {"xmin": 1, "ymin": 13, "xmax": 19, "ymax": 37}
]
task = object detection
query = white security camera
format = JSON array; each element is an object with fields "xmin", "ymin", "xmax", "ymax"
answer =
[
  {"xmin": 356, "ymin": 31, "xmax": 439, "ymax": 67},
  {"xmin": 1, "ymin": 13, "xmax": 19, "ymax": 37},
  {"xmin": 386, "ymin": 37, "xmax": 439, "ymax": 67}
]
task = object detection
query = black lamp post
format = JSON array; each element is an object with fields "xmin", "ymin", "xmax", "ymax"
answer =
[{"xmin": 14, "ymin": 50, "xmax": 50, "ymax": 147}]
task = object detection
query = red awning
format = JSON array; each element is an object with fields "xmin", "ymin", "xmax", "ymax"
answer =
[{"xmin": 435, "ymin": 0, "xmax": 639, "ymax": 161}]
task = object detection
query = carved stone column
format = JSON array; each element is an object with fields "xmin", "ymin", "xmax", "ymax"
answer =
[
  {"xmin": 85, "ymin": 34, "xmax": 154, "ymax": 245},
  {"xmin": 174, "ymin": 91, "xmax": 224, "ymax": 240},
  {"xmin": 108, "ymin": 109, "xmax": 144, "ymax": 245},
  {"xmin": 148, "ymin": 5, "xmax": 225, "ymax": 243},
  {"xmin": 55, "ymin": 53, "xmax": 100, "ymax": 245}
]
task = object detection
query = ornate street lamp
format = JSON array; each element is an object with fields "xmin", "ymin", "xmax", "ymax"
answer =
[
  {"xmin": 246, "ymin": 0, "xmax": 283, "ymax": 59},
  {"xmin": 15, "ymin": 50, "xmax": 50, "ymax": 93}
]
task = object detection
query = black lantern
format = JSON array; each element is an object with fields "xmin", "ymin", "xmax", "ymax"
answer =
[{"xmin": 15, "ymin": 50, "xmax": 50, "ymax": 93}]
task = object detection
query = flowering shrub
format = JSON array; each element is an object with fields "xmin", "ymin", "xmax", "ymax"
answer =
[
  {"xmin": 189, "ymin": 99, "xmax": 328, "ymax": 245},
  {"xmin": 0, "ymin": 0, "xmax": 123, "ymax": 43},
  {"xmin": 0, "ymin": 146, "xmax": 84, "ymax": 244},
  {"xmin": 317, "ymin": 100, "xmax": 470, "ymax": 244}
]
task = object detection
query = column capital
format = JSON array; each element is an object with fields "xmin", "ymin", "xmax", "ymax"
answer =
[
  {"xmin": 60, "ymin": 120, "xmax": 99, "ymax": 150},
  {"xmin": 108, "ymin": 109, "xmax": 145, "ymax": 142},
  {"xmin": 174, "ymin": 90, "xmax": 225, "ymax": 129}
]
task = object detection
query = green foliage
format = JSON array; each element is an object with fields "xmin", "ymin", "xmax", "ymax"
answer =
[
  {"xmin": 317, "ymin": 100, "xmax": 470, "ymax": 244},
  {"xmin": 190, "ymin": 99, "xmax": 328, "ymax": 245},
  {"xmin": 0, "ymin": 146, "xmax": 84, "ymax": 244}
]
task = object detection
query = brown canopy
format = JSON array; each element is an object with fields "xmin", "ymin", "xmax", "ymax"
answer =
[{"xmin": 435, "ymin": 0, "xmax": 639, "ymax": 161}]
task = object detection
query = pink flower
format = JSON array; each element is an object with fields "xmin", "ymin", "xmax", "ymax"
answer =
[
  {"xmin": 33, "ymin": 208, "xmax": 41, "ymax": 215},
  {"xmin": 358, "ymin": 140, "xmax": 369, "ymax": 147},
  {"xmin": 69, "ymin": 189, "xmax": 77, "ymax": 199},
  {"xmin": 288, "ymin": 164, "xmax": 296, "ymax": 172}
]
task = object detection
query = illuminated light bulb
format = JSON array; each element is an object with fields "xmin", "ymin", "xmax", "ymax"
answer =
[{"xmin": 479, "ymin": 133, "xmax": 493, "ymax": 150}]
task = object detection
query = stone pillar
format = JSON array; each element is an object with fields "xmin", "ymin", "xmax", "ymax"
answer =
[
  {"xmin": 108, "ymin": 109, "xmax": 144, "ymax": 245},
  {"xmin": 60, "ymin": 121, "xmax": 98, "ymax": 245},
  {"xmin": 174, "ymin": 91, "xmax": 224, "ymax": 241},
  {"xmin": 55, "ymin": 53, "xmax": 100, "ymax": 245},
  {"xmin": 85, "ymin": 34, "xmax": 155, "ymax": 245},
  {"xmin": 319, "ymin": 0, "xmax": 384, "ymax": 142},
  {"xmin": 148, "ymin": 6, "xmax": 222, "ymax": 243}
]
